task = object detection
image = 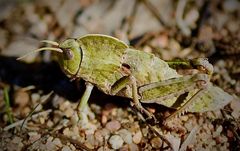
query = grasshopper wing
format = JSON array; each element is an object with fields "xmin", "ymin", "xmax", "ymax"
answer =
[{"xmin": 187, "ymin": 83, "xmax": 234, "ymax": 112}]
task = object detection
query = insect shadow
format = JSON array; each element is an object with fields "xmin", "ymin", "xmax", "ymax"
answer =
[
  {"xmin": 0, "ymin": 56, "xmax": 141, "ymax": 109},
  {"xmin": 0, "ymin": 56, "xmax": 173, "ymax": 120}
]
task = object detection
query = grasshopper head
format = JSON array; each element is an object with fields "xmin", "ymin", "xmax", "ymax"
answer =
[
  {"xmin": 58, "ymin": 39, "xmax": 82, "ymax": 79},
  {"xmin": 17, "ymin": 38, "xmax": 82, "ymax": 79}
]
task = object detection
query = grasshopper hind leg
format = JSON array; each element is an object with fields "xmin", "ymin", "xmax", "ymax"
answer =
[
  {"xmin": 166, "ymin": 58, "xmax": 213, "ymax": 75},
  {"xmin": 165, "ymin": 88, "xmax": 208, "ymax": 122},
  {"xmin": 139, "ymin": 73, "xmax": 209, "ymax": 123}
]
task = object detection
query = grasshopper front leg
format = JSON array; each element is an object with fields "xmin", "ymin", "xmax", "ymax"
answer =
[
  {"xmin": 111, "ymin": 76, "xmax": 156, "ymax": 121},
  {"xmin": 77, "ymin": 82, "xmax": 94, "ymax": 120}
]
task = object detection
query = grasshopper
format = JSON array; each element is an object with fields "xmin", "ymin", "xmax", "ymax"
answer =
[{"xmin": 18, "ymin": 34, "xmax": 233, "ymax": 122}]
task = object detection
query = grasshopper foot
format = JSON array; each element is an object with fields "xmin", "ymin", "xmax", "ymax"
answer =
[
  {"xmin": 131, "ymin": 102, "xmax": 158, "ymax": 124},
  {"xmin": 145, "ymin": 114, "xmax": 158, "ymax": 125},
  {"xmin": 142, "ymin": 108, "xmax": 158, "ymax": 124}
]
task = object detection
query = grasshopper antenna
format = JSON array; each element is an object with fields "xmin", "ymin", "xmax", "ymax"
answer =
[
  {"xmin": 17, "ymin": 47, "xmax": 63, "ymax": 60},
  {"xmin": 40, "ymin": 40, "xmax": 59, "ymax": 46},
  {"xmin": 17, "ymin": 40, "xmax": 61, "ymax": 60}
]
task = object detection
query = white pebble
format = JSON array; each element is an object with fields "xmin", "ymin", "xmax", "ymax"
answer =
[
  {"xmin": 216, "ymin": 125, "xmax": 223, "ymax": 133},
  {"xmin": 106, "ymin": 120, "xmax": 121, "ymax": 132},
  {"xmin": 132, "ymin": 131, "xmax": 142, "ymax": 144},
  {"xmin": 61, "ymin": 146, "xmax": 72, "ymax": 151},
  {"xmin": 52, "ymin": 138, "xmax": 62, "ymax": 148},
  {"xmin": 129, "ymin": 143, "xmax": 139, "ymax": 151},
  {"xmin": 118, "ymin": 129, "xmax": 132, "ymax": 144},
  {"xmin": 109, "ymin": 135, "xmax": 124, "ymax": 149}
]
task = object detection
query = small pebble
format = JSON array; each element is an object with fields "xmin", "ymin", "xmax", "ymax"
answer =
[
  {"xmin": 14, "ymin": 91, "xmax": 29, "ymax": 107},
  {"xmin": 98, "ymin": 128, "xmax": 110, "ymax": 140},
  {"xmin": 69, "ymin": 144, "xmax": 76, "ymax": 151},
  {"xmin": 60, "ymin": 101, "xmax": 71, "ymax": 111},
  {"xmin": 119, "ymin": 144, "xmax": 129, "ymax": 151},
  {"xmin": 215, "ymin": 136, "xmax": 225, "ymax": 144},
  {"xmin": 97, "ymin": 146, "xmax": 111, "ymax": 151},
  {"xmin": 31, "ymin": 93, "xmax": 40, "ymax": 103},
  {"xmin": 94, "ymin": 130, "xmax": 104, "ymax": 144},
  {"xmin": 63, "ymin": 128, "xmax": 71, "ymax": 136},
  {"xmin": 150, "ymin": 137, "xmax": 162, "ymax": 149},
  {"xmin": 70, "ymin": 112, "xmax": 79, "ymax": 125},
  {"xmin": 181, "ymin": 115, "xmax": 189, "ymax": 122},
  {"xmin": 52, "ymin": 138, "xmax": 62, "ymax": 148},
  {"xmin": 39, "ymin": 117, "xmax": 45, "ymax": 124},
  {"xmin": 118, "ymin": 129, "xmax": 132, "ymax": 144},
  {"xmin": 132, "ymin": 131, "xmax": 142, "ymax": 144},
  {"xmin": 129, "ymin": 143, "xmax": 139, "ymax": 151},
  {"xmin": 106, "ymin": 120, "xmax": 121, "ymax": 132},
  {"xmin": 109, "ymin": 135, "xmax": 124, "ymax": 150},
  {"xmin": 47, "ymin": 120, "xmax": 54, "ymax": 127},
  {"xmin": 141, "ymin": 128, "xmax": 149, "ymax": 137},
  {"xmin": 8, "ymin": 136, "xmax": 24, "ymax": 151},
  {"xmin": 216, "ymin": 125, "xmax": 223, "ymax": 133},
  {"xmin": 61, "ymin": 146, "xmax": 72, "ymax": 151},
  {"xmin": 101, "ymin": 115, "xmax": 108, "ymax": 124},
  {"xmin": 227, "ymin": 130, "xmax": 234, "ymax": 138},
  {"xmin": 28, "ymin": 132, "xmax": 41, "ymax": 143},
  {"xmin": 86, "ymin": 134, "xmax": 97, "ymax": 148},
  {"xmin": 64, "ymin": 108, "xmax": 74, "ymax": 118},
  {"xmin": 230, "ymin": 99, "xmax": 240, "ymax": 118},
  {"xmin": 85, "ymin": 142, "xmax": 95, "ymax": 150}
]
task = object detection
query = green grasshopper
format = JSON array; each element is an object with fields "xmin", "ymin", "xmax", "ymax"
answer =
[{"xmin": 18, "ymin": 34, "xmax": 233, "ymax": 121}]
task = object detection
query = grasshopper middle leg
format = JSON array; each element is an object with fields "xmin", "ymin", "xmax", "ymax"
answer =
[{"xmin": 111, "ymin": 76, "xmax": 156, "ymax": 121}]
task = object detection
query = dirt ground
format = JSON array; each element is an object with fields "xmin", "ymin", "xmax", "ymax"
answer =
[{"xmin": 0, "ymin": 0, "xmax": 239, "ymax": 150}]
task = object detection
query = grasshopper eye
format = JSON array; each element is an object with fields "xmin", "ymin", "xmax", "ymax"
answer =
[{"xmin": 63, "ymin": 48, "xmax": 74, "ymax": 60}]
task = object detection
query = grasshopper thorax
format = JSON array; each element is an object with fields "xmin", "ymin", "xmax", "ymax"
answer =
[{"xmin": 58, "ymin": 39, "xmax": 82, "ymax": 79}]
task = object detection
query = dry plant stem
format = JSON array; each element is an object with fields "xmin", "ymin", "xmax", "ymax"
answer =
[
  {"xmin": 176, "ymin": 0, "xmax": 191, "ymax": 36},
  {"xmin": 141, "ymin": 0, "xmax": 166, "ymax": 26},
  {"xmin": 134, "ymin": 32, "xmax": 155, "ymax": 48},
  {"xmin": 20, "ymin": 103, "xmax": 41, "ymax": 130},
  {"xmin": 127, "ymin": 0, "xmax": 138, "ymax": 35},
  {"xmin": 148, "ymin": 125, "xmax": 174, "ymax": 151},
  {"xmin": 22, "ymin": 133, "xmax": 49, "ymax": 151},
  {"xmin": 134, "ymin": 107, "xmax": 174, "ymax": 151},
  {"xmin": 179, "ymin": 125, "xmax": 200, "ymax": 151},
  {"xmin": 20, "ymin": 85, "xmax": 35, "ymax": 92},
  {"xmin": 191, "ymin": 0, "xmax": 210, "ymax": 37},
  {"xmin": 3, "ymin": 109, "xmax": 52, "ymax": 131},
  {"xmin": 20, "ymin": 91, "xmax": 54, "ymax": 130},
  {"xmin": 221, "ymin": 109, "xmax": 240, "ymax": 141}
]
